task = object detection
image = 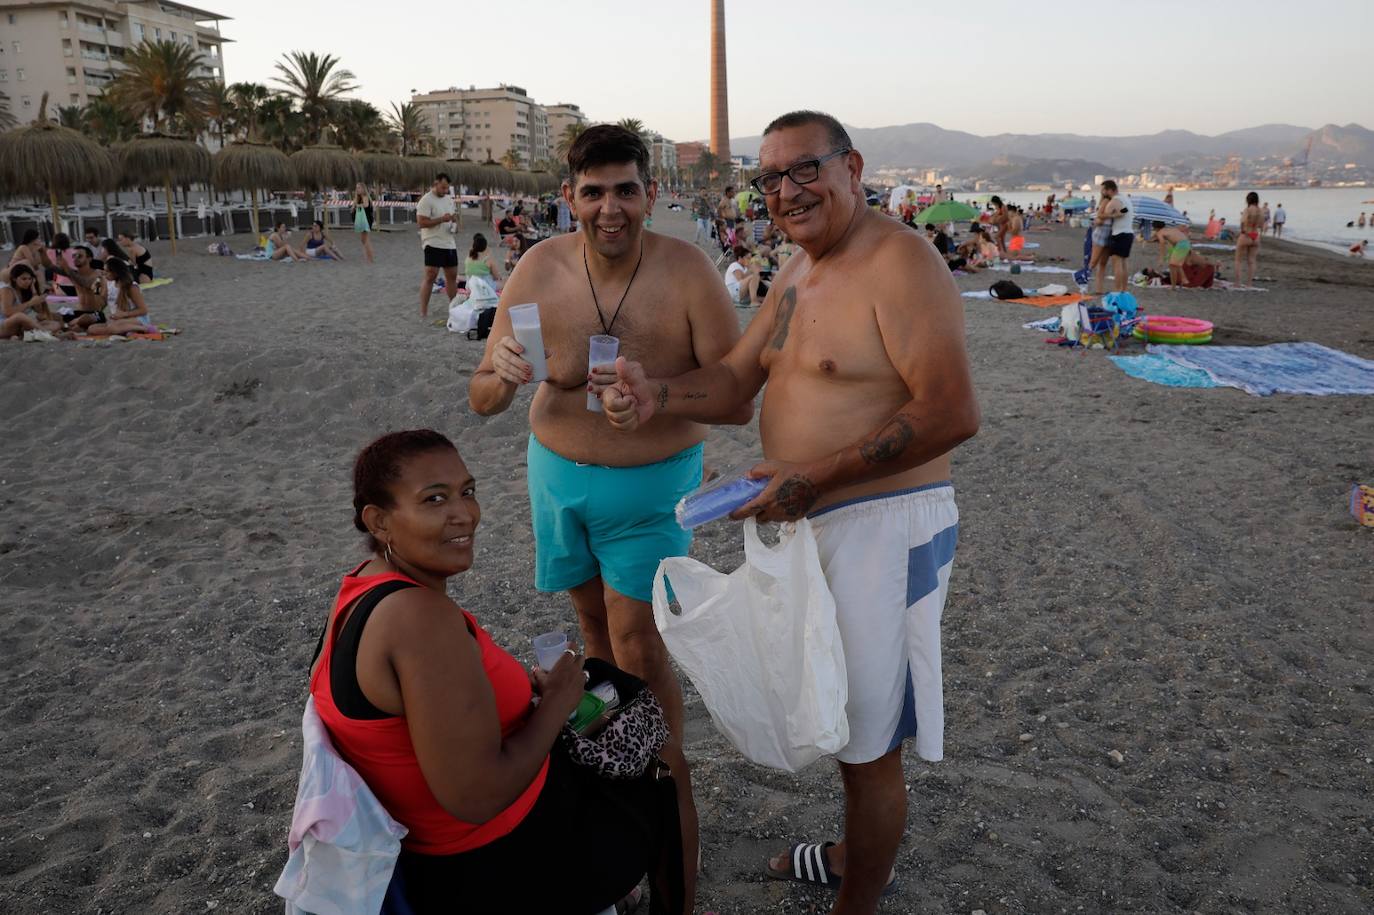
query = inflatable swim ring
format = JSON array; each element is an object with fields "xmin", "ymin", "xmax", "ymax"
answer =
[{"xmin": 1134, "ymin": 315, "xmax": 1214, "ymax": 344}]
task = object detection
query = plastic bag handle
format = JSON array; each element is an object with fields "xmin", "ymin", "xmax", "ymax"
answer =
[{"xmin": 742, "ymin": 517, "xmax": 804, "ymax": 573}]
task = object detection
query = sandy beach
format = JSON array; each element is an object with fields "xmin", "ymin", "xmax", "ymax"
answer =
[{"xmin": 1, "ymin": 207, "xmax": 1371, "ymax": 914}]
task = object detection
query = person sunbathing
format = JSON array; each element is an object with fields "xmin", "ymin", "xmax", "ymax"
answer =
[
  {"xmin": 304, "ymin": 221, "xmax": 345, "ymax": 260},
  {"xmin": 84, "ymin": 260, "xmax": 156, "ymax": 337},
  {"xmin": 1, "ymin": 265, "xmax": 62, "ymax": 338},
  {"xmin": 266, "ymin": 223, "xmax": 309, "ymax": 262},
  {"xmin": 100, "ymin": 238, "xmax": 133, "ymax": 268},
  {"xmin": 116, "ymin": 232, "xmax": 155, "ymax": 281},
  {"xmin": 308, "ymin": 430, "xmax": 684, "ymax": 914}
]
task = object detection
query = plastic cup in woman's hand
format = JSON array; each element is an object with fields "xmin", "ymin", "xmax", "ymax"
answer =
[{"xmin": 532, "ymin": 631, "xmax": 568, "ymax": 670}]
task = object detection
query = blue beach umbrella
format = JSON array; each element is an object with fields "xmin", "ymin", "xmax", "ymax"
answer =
[
  {"xmin": 1125, "ymin": 195, "xmax": 1188, "ymax": 227},
  {"xmin": 1060, "ymin": 197, "xmax": 1091, "ymax": 212}
]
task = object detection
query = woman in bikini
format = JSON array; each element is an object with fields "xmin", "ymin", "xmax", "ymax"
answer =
[
  {"xmin": 85, "ymin": 260, "xmax": 157, "ymax": 337},
  {"xmin": 266, "ymin": 222, "xmax": 309, "ymax": 262},
  {"xmin": 1235, "ymin": 191, "xmax": 1264, "ymax": 288},
  {"xmin": 116, "ymin": 232, "xmax": 155, "ymax": 282},
  {"xmin": 304, "ymin": 220, "xmax": 346, "ymax": 260},
  {"xmin": 353, "ymin": 183, "xmax": 376, "ymax": 264}
]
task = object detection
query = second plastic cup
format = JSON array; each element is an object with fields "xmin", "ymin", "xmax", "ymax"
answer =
[
  {"xmin": 532, "ymin": 631, "xmax": 568, "ymax": 670},
  {"xmin": 587, "ymin": 335, "xmax": 620, "ymax": 412},
  {"xmin": 508, "ymin": 302, "xmax": 549, "ymax": 383}
]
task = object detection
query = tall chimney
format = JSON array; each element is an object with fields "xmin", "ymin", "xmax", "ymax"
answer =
[{"xmin": 709, "ymin": 0, "xmax": 731, "ymax": 167}]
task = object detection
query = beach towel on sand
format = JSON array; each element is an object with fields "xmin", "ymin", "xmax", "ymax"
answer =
[
  {"xmin": 1149, "ymin": 342, "xmax": 1374, "ymax": 396},
  {"xmin": 1108, "ymin": 354, "xmax": 1220, "ymax": 388},
  {"xmin": 140, "ymin": 277, "xmax": 174, "ymax": 290},
  {"xmin": 988, "ymin": 263, "xmax": 1075, "ymax": 275},
  {"xmin": 236, "ymin": 252, "xmax": 271, "ymax": 261}
]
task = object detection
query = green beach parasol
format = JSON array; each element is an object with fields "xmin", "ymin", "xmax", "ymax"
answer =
[{"xmin": 914, "ymin": 200, "xmax": 979, "ymax": 224}]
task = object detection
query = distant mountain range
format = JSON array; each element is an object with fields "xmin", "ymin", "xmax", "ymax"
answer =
[{"xmin": 729, "ymin": 123, "xmax": 1374, "ymax": 173}]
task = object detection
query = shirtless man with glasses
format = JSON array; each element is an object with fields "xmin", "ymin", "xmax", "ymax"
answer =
[{"xmin": 596, "ymin": 110, "xmax": 979, "ymax": 915}]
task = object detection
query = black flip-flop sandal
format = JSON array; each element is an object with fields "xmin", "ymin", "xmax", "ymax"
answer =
[{"xmin": 765, "ymin": 842, "xmax": 897, "ymax": 896}]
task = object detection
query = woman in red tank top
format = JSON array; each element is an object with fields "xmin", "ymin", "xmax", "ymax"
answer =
[{"xmin": 309, "ymin": 430, "xmax": 683, "ymax": 914}]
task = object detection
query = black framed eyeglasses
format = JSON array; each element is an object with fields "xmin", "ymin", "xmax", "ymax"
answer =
[{"xmin": 751, "ymin": 148, "xmax": 852, "ymax": 195}]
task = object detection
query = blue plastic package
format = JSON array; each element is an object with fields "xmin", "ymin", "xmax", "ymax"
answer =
[{"xmin": 675, "ymin": 471, "xmax": 768, "ymax": 529}]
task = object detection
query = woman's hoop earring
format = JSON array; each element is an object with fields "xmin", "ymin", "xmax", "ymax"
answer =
[{"xmin": 384, "ymin": 541, "xmax": 394, "ymax": 566}]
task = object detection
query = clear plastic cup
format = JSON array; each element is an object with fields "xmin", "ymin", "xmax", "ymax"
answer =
[
  {"xmin": 532, "ymin": 631, "xmax": 568, "ymax": 670},
  {"xmin": 507, "ymin": 303, "xmax": 548, "ymax": 383},
  {"xmin": 587, "ymin": 334, "xmax": 620, "ymax": 412}
]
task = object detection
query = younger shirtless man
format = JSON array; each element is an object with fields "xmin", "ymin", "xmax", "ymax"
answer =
[
  {"xmin": 596, "ymin": 110, "xmax": 979, "ymax": 915},
  {"xmin": 468, "ymin": 125, "xmax": 748, "ymax": 912}
]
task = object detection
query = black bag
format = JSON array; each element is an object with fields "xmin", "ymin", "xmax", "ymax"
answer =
[
  {"xmin": 465, "ymin": 306, "xmax": 497, "ymax": 340},
  {"xmin": 989, "ymin": 279, "xmax": 1026, "ymax": 300}
]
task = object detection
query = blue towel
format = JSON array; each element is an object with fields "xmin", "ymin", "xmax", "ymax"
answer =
[
  {"xmin": 1149, "ymin": 342, "xmax": 1374, "ymax": 396},
  {"xmin": 1108, "ymin": 354, "xmax": 1220, "ymax": 388}
]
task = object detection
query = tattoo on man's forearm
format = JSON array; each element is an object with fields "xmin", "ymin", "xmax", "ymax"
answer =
[
  {"xmin": 657, "ymin": 383, "xmax": 669, "ymax": 409},
  {"xmin": 770, "ymin": 286, "xmax": 798, "ymax": 351},
  {"xmin": 859, "ymin": 415, "xmax": 915, "ymax": 464},
  {"xmin": 684, "ymin": 392, "xmax": 707, "ymax": 400},
  {"xmin": 775, "ymin": 475, "xmax": 820, "ymax": 517}
]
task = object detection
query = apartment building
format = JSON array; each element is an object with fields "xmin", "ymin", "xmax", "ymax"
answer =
[
  {"xmin": 646, "ymin": 132, "xmax": 676, "ymax": 178},
  {"xmin": 544, "ymin": 102, "xmax": 587, "ymax": 150},
  {"xmin": 0, "ymin": 0, "xmax": 229, "ymax": 122},
  {"xmin": 410, "ymin": 84, "xmax": 561, "ymax": 168}
]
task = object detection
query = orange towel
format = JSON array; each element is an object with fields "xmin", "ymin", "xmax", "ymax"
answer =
[{"xmin": 1008, "ymin": 293, "xmax": 1085, "ymax": 308}]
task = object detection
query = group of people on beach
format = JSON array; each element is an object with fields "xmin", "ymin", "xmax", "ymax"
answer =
[
  {"xmin": 310, "ymin": 116, "xmax": 979, "ymax": 915},
  {"xmin": 2, "ymin": 228, "xmax": 157, "ymax": 340}
]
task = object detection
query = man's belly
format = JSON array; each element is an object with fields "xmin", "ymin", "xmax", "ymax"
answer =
[
  {"xmin": 530, "ymin": 385, "xmax": 708, "ymax": 467},
  {"xmin": 760, "ymin": 381, "xmax": 953, "ymax": 512}
]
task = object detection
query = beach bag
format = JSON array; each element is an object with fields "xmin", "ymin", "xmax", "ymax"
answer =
[
  {"xmin": 1038, "ymin": 283, "xmax": 1069, "ymax": 296},
  {"xmin": 651, "ymin": 519, "xmax": 849, "ymax": 773},
  {"xmin": 446, "ymin": 298, "xmax": 478, "ymax": 333},
  {"xmin": 559, "ymin": 658, "xmax": 670, "ymax": 779},
  {"xmin": 989, "ymin": 280, "xmax": 1026, "ymax": 301}
]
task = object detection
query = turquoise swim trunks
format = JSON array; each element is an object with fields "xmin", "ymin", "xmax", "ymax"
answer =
[{"xmin": 527, "ymin": 435, "xmax": 702, "ymax": 603}]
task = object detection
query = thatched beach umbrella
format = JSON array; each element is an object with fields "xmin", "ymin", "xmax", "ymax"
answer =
[
  {"xmin": 400, "ymin": 154, "xmax": 446, "ymax": 190},
  {"xmin": 0, "ymin": 92, "xmax": 113, "ymax": 236},
  {"xmin": 359, "ymin": 149, "xmax": 407, "ymax": 187},
  {"xmin": 119, "ymin": 133, "xmax": 211, "ymax": 255},
  {"xmin": 213, "ymin": 140, "xmax": 295, "ymax": 238},
  {"xmin": 530, "ymin": 169, "xmax": 559, "ymax": 194},
  {"xmin": 510, "ymin": 170, "xmax": 539, "ymax": 196},
  {"xmin": 477, "ymin": 159, "xmax": 512, "ymax": 194},
  {"xmin": 445, "ymin": 157, "xmax": 483, "ymax": 191},
  {"xmin": 290, "ymin": 142, "xmax": 363, "ymax": 192}
]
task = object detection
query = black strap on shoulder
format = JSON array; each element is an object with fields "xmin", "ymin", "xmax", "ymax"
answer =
[{"xmin": 325, "ymin": 580, "xmax": 418, "ymax": 720}]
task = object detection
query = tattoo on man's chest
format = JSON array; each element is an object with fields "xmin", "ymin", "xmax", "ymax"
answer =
[{"xmin": 770, "ymin": 286, "xmax": 798, "ymax": 351}]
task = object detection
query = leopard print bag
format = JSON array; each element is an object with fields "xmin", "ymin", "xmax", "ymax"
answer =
[{"xmin": 559, "ymin": 658, "xmax": 670, "ymax": 780}]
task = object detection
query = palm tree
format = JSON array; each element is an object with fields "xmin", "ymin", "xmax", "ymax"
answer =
[
  {"xmin": 259, "ymin": 95, "xmax": 306, "ymax": 153},
  {"xmin": 203, "ymin": 80, "xmax": 233, "ymax": 149},
  {"xmin": 106, "ymin": 39, "xmax": 212, "ymax": 133},
  {"xmin": 500, "ymin": 149, "xmax": 523, "ymax": 171},
  {"xmin": 616, "ymin": 118, "xmax": 647, "ymax": 140},
  {"xmin": 53, "ymin": 104, "xmax": 85, "ymax": 129},
  {"xmin": 694, "ymin": 149, "xmax": 722, "ymax": 185},
  {"xmin": 0, "ymin": 89, "xmax": 16, "ymax": 130},
  {"xmin": 273, "ymin": 51, "xmax": 355, "ymax": 142},
  {"xmin": 555, "ymin": 121, "xmax": 587, "ymax": 161},
  {"xmin": 82, "ymin": 97, "xmax": 139, "ymax": 144},
  {"xmin": 334, "ymin": 99, "xmax": 387, "ymax": 152},
  {"xmin": 386, "ymin": 101, "xmax": 431, "ymax": 157},
  {"xmin": 227, "ymin": 81, "xmax": 272, "ymax": 141}
]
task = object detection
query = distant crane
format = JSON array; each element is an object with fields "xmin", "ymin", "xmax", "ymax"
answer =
[{"xmin": 1283, "ymin": 136, "xmax": 1315, "ymax": 186}]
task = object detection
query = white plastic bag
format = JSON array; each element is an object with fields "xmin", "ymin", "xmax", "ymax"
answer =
[
  {"xmin": 447, "ymin": 298, "xmax": 476, "ymax": 333},
  {"xmin": 652, "ymin": 518, "xmax": 848, "ymax": 772}
]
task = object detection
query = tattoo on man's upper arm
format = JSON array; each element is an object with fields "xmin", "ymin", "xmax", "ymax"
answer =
[
  {"xmin": 770, "ymin": 286, "xmax": 798, "ymax": 351},
  {"xmin": 859, "ymin": 415, "xmax": 915, "ymax": 464}
]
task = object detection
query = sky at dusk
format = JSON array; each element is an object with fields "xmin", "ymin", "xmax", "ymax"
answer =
[{"xmin": 219, "ymin": 0, "xmax": 1371, "ymax": 142}]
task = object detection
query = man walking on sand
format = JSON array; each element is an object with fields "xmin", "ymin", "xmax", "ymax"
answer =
[
  {"xmin": 417, "ymin": 173, "xmax": 459, "ymax": 319},
  {"xmin": 1100, "ymin": 180, "xmax": 1133, "ymax": 293},
  {"xmin": 595, "ymin": 110, "xmax": 979, "ymax": 915},
  {"xmin": 467, "ymin": 125, "xmax": 749, "ymax": 913}
]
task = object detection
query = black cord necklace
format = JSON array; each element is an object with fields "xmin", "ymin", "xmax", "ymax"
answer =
[{"xmin": 583, "ymin": 238, "xmax": 645, "ymax": 337}]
